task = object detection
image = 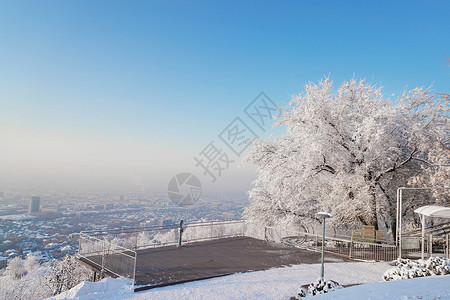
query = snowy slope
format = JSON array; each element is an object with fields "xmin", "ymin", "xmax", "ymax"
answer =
[
  {"xmin": 51, "ymin": 262, "xmax": 450, "ymax": 300},
  {"xmin": 51, "ymin": 261, "xmax": 390, "ymax": 299},
  {"xmin": 313, "ymin": 275, "xmax": 450, "ymax": 300}
]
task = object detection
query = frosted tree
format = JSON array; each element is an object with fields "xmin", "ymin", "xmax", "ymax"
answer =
[
  {"xmin": 0, "ymin": 256, "xmax": 52, "ymax": 300},
  {"xmin": 244, "ymin": 78, "xmax": 448, "ymax": 237},
  {"xmin": 0, "ymin": 255, "xmax": 93, "ymax": 299},
  {"xmin": 47, "ymin": 255, "xmax": 92, "ymax": 295},
  {"xmin": 4, "ymin": 257, "xmax": 26, "ymax": 280},
  {"xmin": 408, "ymin": 92, "xmax": 449, "ymax": 189}
]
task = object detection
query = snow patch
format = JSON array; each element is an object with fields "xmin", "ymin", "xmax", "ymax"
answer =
[
  {"xmin": 49, "ymin": 262, "xmax": 390, "ymax": 300},
  {"xmin": 311, "ymin": 275, "xmax": 450, "ymax": 300},
  {"xmin": 50, "ymin": 277, "xmax": 133, "ymax": 300}
]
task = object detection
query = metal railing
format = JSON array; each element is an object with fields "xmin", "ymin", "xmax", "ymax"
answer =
[
  {"xmin": 80, "ymin": 220, "xmax": 250, "ymax": 250},
  {"xmin": 183, "ymin": 219, "xmax": 247, "ymax": 243},
  {"xmin": 265, "ymin": 226, "xmax": 397, "ymax": 261},
  {"xmin": 77, "ymin": 219, "xmax": 262, "ymax": 285},
  {"xmin": 78, "ymin": 219, "xmax": 408, "ymax": 287},
  {"xmin": 400, "ymin": 234, "xmax": 449, "ymax": 259},
  {"xmin": 78, "ymin": 233, "xmax": 137, "ymax": 286}
]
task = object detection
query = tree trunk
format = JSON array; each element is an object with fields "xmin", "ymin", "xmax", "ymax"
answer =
[{"xmin": 368, "ymin": 185, "xmax": 379, "ymax": 230}]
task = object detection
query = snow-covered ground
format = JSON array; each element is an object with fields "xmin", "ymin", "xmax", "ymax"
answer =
[
  {"xmin": 52, "ymin": 261, "xmax": 391, "ymax": 299},
  {"xmin": 313, "ymin": 275, "xmax": 450, "ymax": 300},
  {"xmin": 50, "ymin": 261, "xmax": 450, "ymax": 300}
]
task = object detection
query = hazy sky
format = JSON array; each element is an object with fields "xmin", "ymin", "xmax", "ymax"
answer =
[{"xmin": 0, "ymin": 1, "xmax": 448, "ymax": 193}]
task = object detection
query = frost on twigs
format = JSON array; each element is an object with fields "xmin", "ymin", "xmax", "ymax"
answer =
[
  {"xmin": 296, "ymin": 278, "xmax": 342, "ymax": 298},
  {"xmin": 382, "ymin": 257, "xmax": 450, "ymax": 281}
]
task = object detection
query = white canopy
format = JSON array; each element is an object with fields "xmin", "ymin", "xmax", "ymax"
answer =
[
  {"xmin": 414, "ymin": 205, "xmax": 450, "ymax": 218},
  {"xmin": 414, "ymin": 205, "xmax": 450, "ymax": 259}
]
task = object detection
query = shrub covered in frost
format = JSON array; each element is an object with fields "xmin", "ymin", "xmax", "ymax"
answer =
[
  {"xmin": 0, "ymin": 254, "xmax": 93, "ymax": 300},
  {"xmin": 383, "ymin": 257, "xmax": 450, "ymax": 281},
  {"xmin": 296, "ymin": 278, "xmax": 341, "ymax": 298}
]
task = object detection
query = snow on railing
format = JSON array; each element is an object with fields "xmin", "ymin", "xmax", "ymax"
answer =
[
  {"xmin": 79, "ymin": 220, "xmax": 266, "ymax": 251},
  {"xmin": 264, "ymin": 226, "xmax": 397, "ymax": 261}
]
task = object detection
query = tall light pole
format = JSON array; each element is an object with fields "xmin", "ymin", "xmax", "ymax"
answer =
[{"xmin": 315, "ymin": 212, "xmax": 332, "ymax": 280}]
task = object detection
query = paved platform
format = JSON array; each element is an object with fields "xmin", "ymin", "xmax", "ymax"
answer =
[
  {"xmin": 136, "ymin": 236, "xmax": 353, "ymax": 288},
  {"xmin": 79, "ymin": 236, "xmax": 353, "ymax": 291}
]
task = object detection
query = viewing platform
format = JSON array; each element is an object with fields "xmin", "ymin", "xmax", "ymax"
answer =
[
  {"xmin": 78, "ymin": 235, "xmax": 351, "ymax": 292},
  {"xmin": 77, "ymin": 219, "xmax": 447, "ymax": 292}
]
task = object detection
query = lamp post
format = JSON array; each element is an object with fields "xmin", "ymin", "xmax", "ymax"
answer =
[{"xmin": 315, "ymin": 212, "xmax": 332, "ymax": 281}]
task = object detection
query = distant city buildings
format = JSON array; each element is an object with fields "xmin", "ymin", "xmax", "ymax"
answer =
[
  {"xmin": 157, "ymin": 219, "xmax": 174, "ymax": 226},
  {"xmin": 0, "ymin": 190, "xmax": 247, "ymax": 263},
  {"xmin": 0, "ymin": 192, "xmax": 4, "ymax": 201},
  {"xmin": 222, "ymin": 212, "xmax": 235, "ymax": 219},
  {"xmin": 29, "ymin": 196, "xmax": 41, "ymax": 214},
  {"xmin": 104, "ymin": 203, "xmax": 114, "ymax": 210}
]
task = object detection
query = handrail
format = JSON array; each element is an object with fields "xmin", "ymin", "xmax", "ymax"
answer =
[
  {"xmin": 79, "ymin": 232, "xmax": 138, "ymax": 254},
  {"xmin": 80, "ymin": 219, "xmax": 245, "ymax": 236},
  {"xmin": 265, "ymin": 225, "xmax": 397, "ymax": 261},
  {"xmin": 78, "ymin": 219, "xmax": 405, "ymax": 288},
  {"xmin": 78, "ymin": 232, "xmax": 137, "ymax": 287},
  {"xmin": 402, "ymin": 221, "xmax": 450, "ymax": 236},
  {"xmin": 78, "ymin": 219, "xmax": 247, "ymax": 287},
  {"xmin": 265, "ymin": 225, "xmax": 393, "ymax": 245}
]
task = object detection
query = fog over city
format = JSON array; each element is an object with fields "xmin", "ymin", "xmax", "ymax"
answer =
[{"xmin": 0, "ymin": 123, "xmax": 257, "ymax": 193}]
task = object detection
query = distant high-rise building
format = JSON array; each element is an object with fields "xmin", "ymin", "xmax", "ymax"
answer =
[
  {"xmin": 119, "ymin": 195, "xmax": 124, "ymax": 201},
  {"xmin": 0, "ymin": 192, "xmax": 4, "ymax": 201},
  {"xmin": 29, "ymin": 196, "xmax": 41, "ymax": 214},
  {"xmin": 104, "ymin": 203, "xmax": 114, "ymax": 210}
]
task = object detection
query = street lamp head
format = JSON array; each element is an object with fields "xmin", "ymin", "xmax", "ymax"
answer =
[{"xmin": 315, "ymin": 212, "xmax": 332, "ymax": 219}]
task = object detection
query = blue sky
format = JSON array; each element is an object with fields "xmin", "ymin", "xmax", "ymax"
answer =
[{"xmin": 0, "ymin": 1, "xmax": 448, "ymax": 192}]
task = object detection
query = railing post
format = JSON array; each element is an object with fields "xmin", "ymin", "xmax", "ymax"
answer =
[
  {"xmin": 135, "ymin": 228, "xmax": 138, "ymax": 251},
  {"xmin": 428, "ymin": 234, "xmax": 433, "ymax": 258},
  {"xmin": 210, "ymin": 222, "xmax": 213, "ymax": 240},
  {"xmin": 132, "ymin": 252, "xmax": 137, "ymax": 290},
  {"xmin": 101, "ymin": 240, "xmax": 105, "ymax": 276},
  {"xmin": 178, "ymin": 219, "xmax": 184, "ymax": 247},
  {"xmin": 349, "ymin": 236, "xmax": 353, "ymax": 258}
]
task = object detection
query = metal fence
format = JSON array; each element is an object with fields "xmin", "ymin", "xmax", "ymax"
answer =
[
  {"xmin": 265, "ymin": 226, "xmax": 397, "ymax": 261},
  {"xmin": 80, "ymin": 220, "xmax": 249, "ymax": 250},
  {"xmin": 77, "ymin": 220, "xmax": 259, "ymax": 285},
  {"xmin": 183, "ymin": 220, "xmax": 247, "ymax": 243},
  {"xmin": 78, "ymin": 220, "xmax": 407, "ymax": 286},
  {"xmin": 400, "ymin": 234, "xmax": 450, "ymax": 259},
  {"xmin": 78, "ymin": 233, "xmax": 137, "ymax": 285}
]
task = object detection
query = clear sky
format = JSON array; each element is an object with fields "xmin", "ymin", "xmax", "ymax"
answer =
[{"xmin": 0, "ymin": 0, "xmax": 448, "ymax": 193}]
